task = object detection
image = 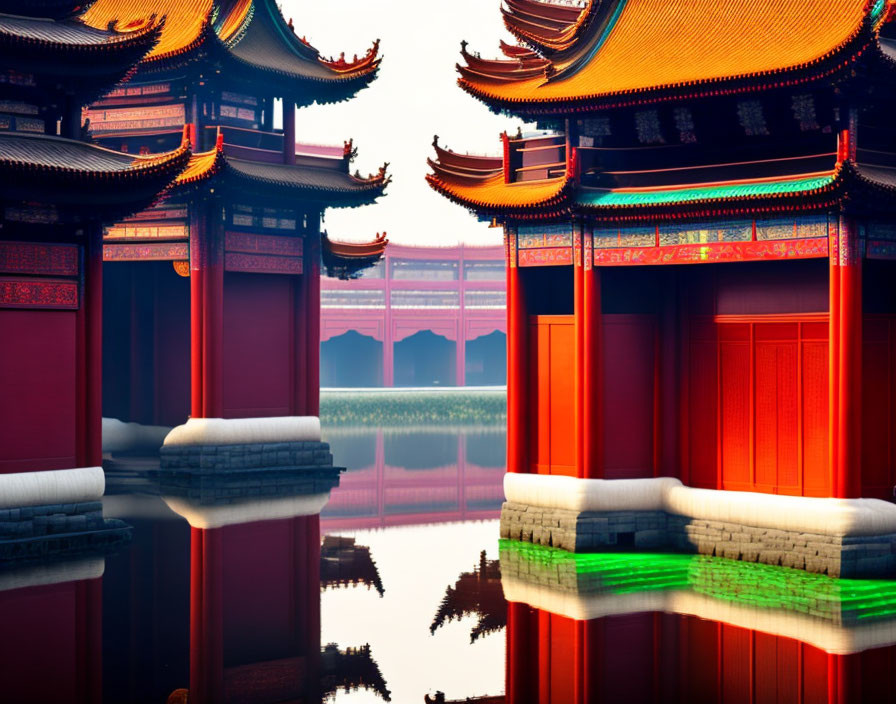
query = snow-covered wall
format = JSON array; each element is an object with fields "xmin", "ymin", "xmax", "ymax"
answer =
[
  {"xmin": 163, "ymin": 416, "xmax": 321, "ymax": 446},
  {"xmin": 0, "ymin": 467, "xmax": 104, "ymax": 509},
  {"xmin": 504, "ymin": 474, "xmax": 896, "ymax": 538}
]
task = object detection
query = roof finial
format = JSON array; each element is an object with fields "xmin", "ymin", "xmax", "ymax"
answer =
[
  {"xmin": 287, "ymin": 17, "xmax": 294, "ymax": 31},
  {"xmin": 433, "ymin": 135, "xmax": 440, "ymax": 148}
]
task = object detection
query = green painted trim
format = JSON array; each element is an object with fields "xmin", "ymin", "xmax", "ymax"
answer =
[{"xmin": 576, "ymin": 175, "xmax": 836, "ymax": 208}]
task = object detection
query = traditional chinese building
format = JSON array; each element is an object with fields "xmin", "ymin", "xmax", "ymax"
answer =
[
  {"xmin": 79, "ymin": 0, "xmax": 388, "ymax": 427},
  {"xmin": 429, "ymin": 0, "xmax": 896, "ymax": 573},
  {"xmin": 321, "ymin": 244, "xmax": 506, "ymax": 387}
]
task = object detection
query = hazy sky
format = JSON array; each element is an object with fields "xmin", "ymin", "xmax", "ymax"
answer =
[{"xmin": 281, "ymin": 0, "xmax": 526, "ymax": 246}]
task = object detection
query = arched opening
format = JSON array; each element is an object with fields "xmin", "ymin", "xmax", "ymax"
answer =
[
  {"xmin": 394, "ymin": 330, "xmax": 455, "ymax": 387},
  {"xmin": 320, "ymin": 331, "xmax": 383, "ymax": 388},
  {"xmin": 465, "ymin": 330, "xmax": 507, "ymax": 386},
  {"xmin": 102, "ymin": 261, "xmax": 190, "ymax": 428}
]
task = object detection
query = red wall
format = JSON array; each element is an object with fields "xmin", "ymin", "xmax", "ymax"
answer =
[
  {"xmin": 687, "ymin": 317, "xmax": 830, "ymax": 496},
  {"xmin": 862, "ymin": 315, "xmax": 896, "ymax": 500},
  {"xmin": 0, "ymin": 309, "xmax": 77, "ymax": 473},
  {"xmin": 603, "ymin": 315, "xmax": 656, "ymax": 479},
  {"xmin": 222, "ymin": 273, "xmax": 295, "ymax": 418}
]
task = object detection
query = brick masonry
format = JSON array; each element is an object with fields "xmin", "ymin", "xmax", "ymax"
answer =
[
  {"xmin": 500, "ymin": 501, "xmax": 896, "ymax": 578},
  {"xmin": 159, "ymin": 440, "xmax": 336, "ymax": 471},
  {"xmin": 157, "ymin": 440, "xmax": 344, "ymax": 505},
  {"xmin": 0, "ymin": 500, "xmax": 130, "ymax": 563}
]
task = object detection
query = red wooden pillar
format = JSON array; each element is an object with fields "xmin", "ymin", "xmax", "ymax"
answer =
[
  {"xmin": 383, "ymin": 248, "xmax": 394, "ymax": 386},
  {"xmin": 190, "ymin": 200, "xmax": 223, "ymax": 419},
  {"xmin": 831, "ymin": 215, "xmax": 863, "ymax": 498},
  {"xmin": 578, "ymin": 224, "xmax": 602, "ymax": 479},
  {"xmin": 506, "ymin": 227, "xmax": 528, "ymax": 473},
  {"xmin": 83, "ymin": 222, "xmax": 104, "ymax": 466},
  {"xmin": 305, "ymin": 223, "xmax": 321, "ymax": 416},
  {"xmin": 190, "ymin": 204, "xmax": 205, "ymax": 418},
  {"xmin": 282, "ymin": 100, "xmax": 295, "ymax": 166},
  {"xmin": 457, "ymin": 246, "xmax": 466, "ymax": 386},
  {"xmin": 190, "ymin": 527, "xmax": 224, "ymax": 704},
  {"xmin": 76, "ymin": 577, "xmax": 103, "ymax": 704}
]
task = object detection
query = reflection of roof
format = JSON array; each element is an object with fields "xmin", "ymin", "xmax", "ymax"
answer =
[
  {"xmin": 459, "ymin": 0, "xmax": 893, "ymax": 113},
  {"xmin": 321, "ymin": 643, "xmax": 391, "ymax": 702},
  {"xmin": 321, "ymin": 535, "xmax": 384, "ymax": 596},
  {"xmin": 431, "ymin": 551, "xmax": 505, "ymax": 643}
]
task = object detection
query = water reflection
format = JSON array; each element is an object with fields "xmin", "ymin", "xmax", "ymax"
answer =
[
  {"xmin": 321, "ymin": 427, "xmax": 506, "ymax": 530},
  {"xmin": 10, "ymin": 424, "xmax": 896, "ymax": 702}
]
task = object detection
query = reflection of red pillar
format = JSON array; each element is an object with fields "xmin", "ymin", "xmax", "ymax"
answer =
[
  {"xmin": 831, "ymin": 215, "xmax": 862, "ymax": 498},
  {"xmin": 505, "ymin": 603, "xmax": 534, "ymax": 704},
  {"xmin": 190, "ymin": 527, "xmax": 224, "ymax": 704},
  {"xmin": 78, "ymin": 577, "xmax": 104, "ymax": 703},
  {"xmin": 507, "ymin": 228, "xmax": 528, "ymax": 473}
]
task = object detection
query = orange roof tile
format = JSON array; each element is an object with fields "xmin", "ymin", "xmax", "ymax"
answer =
[
  {"xmin": 82, "ymin": 0, "xmax": 213, "ymax": 62},
  {"xmin": 427, "ymin": 166, "xmax": 570, "ymax": 212},
  {"xmin": 215, "ymin": 0, "xmax": 253, "ymax": 43},
  {"xmin": 462, "ymin": 0, "xmax": 880, "ymax": 109},
  {"xmin": 174, "ymin": 129, "xmax": 224, "ymax": 186}
]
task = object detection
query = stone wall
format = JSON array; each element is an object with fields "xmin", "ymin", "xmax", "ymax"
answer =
[
  {"xmin": 0, "ymin": 500, "xmax": 130, "ymax": 562},
  {"xmin": 500, "ymin": 501, "xmax": 896, "ymax": 578},
  {"xmin": 159, "ymin": 440, "xmax": 335, "ymax": 471}
]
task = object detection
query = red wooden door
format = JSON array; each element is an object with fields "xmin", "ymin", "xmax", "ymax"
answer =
[
  {"xmin": 528, "ymin": 316, "xmax": 575, "ymax": 476},
  {"xmin": 687, "ymin": 316, "xmax": 829, "ymax": 496}
]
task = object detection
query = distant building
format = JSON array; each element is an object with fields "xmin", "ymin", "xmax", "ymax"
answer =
[{"xmin": 321, "ymin": 244, "xmax": 506, "ymax": 387}]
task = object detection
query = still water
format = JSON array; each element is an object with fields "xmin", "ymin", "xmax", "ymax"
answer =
[{"xmin": 6, "ymin": 423, "xmax": 896, "ymax": 703}]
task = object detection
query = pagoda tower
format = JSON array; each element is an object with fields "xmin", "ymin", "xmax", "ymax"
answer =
[
  {"xmin": 429, "ymin": 0, "xmax": 896, "ymax": 575},
  {"xmin": 79, "ymin": 0, "xmax": 389, "ymax": 428}
]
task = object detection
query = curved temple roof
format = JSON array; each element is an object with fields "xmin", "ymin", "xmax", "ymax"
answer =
[
  {"xmin": 459, "ymin": 0, "xmax": 894, "ymax": 113},
  {"xmin": 0, "ymin": 127, "xmax": 192, "ymax": 214},
  {"xmin": 171, "ymin": 132, "xmax": 389, "ymax": 207},
  {"xmin": 0, "ymin": 6, "xmax": 163, "ymax": 83},
  {"xmin": 79, "ymin": 0, "xmax": 381, "ymax": 98},
  {"xmin": 426, "ymin": 136, "xmax": 896, "ymax": 220},
  {"xmin": 321, "ymin": 232, "xmax": 388, "ymax": 280},
  {"xmin": 426, "ymin": 136, "xmax": 572, "ymax": 216},
  {"xmin": 81, "ymin": 0, "xmax": 212, "ymax": 63}
]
